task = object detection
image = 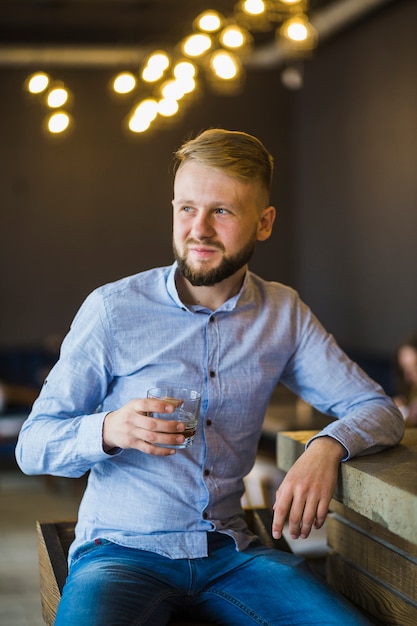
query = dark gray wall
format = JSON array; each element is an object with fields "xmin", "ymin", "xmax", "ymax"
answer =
[
  {"xmin": 1, "ymin": 0, "xmax": 415, "ymax": 362},
  {"xmin": 294, "ymin": 0, "xmax": 417, "ymax": 355},
  {"xmin": 2, "ymin": 68, "xmax": 294, "ymax": 347}
]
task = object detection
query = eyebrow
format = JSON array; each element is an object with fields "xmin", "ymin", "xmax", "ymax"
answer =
[{"xmin": 172, "ymin": 198, "xmax": 239, "ymax": 209}]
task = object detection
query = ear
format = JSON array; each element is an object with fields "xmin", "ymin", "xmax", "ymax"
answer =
[{"xmin": 257, "ymin": 205, "xmax": 276, "ymax": 241}]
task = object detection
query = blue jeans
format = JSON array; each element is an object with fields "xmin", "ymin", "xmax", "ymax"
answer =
[{"xmin": 55, "ymin": 533, "xmax": 371, "ymax": 625}]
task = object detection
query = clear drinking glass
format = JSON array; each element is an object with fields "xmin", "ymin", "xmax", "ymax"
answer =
[{"xmin": 147, "ymin": 387, "xmax": 201, "ymax": 448}]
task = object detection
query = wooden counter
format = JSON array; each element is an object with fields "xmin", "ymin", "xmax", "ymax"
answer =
[{"xmin": 277, "ymin": 429, "xmax": 417, "ymax": 626}]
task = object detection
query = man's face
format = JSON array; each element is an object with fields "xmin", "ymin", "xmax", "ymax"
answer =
[{"xmin": 172, "ymin": 161, "xmax": 266, "ymax": 287}]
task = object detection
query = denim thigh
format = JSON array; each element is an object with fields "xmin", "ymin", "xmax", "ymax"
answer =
[{"xmin": 54, "ymin": 535, "xmax": 372, "ymax": 626}]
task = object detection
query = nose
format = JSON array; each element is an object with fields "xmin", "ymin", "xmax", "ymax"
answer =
[{"xmin": 191, "ymin": 210, "xmax": 215, "ymax": 240}]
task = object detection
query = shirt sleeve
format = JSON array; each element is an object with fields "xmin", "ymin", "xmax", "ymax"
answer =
[
  {"xmin": 280, "ymin": 299, "xmax": 405, "ymax": 460},
  {"xmin": 15, "ymin": 289, "xmax": 118, "ymax": 477}
]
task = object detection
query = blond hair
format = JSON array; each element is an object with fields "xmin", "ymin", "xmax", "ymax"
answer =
[{"xmin": 174, "ymin": 128, "xmax": 274, "ymax": 198}]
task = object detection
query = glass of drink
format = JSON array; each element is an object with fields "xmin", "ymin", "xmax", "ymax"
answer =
[{"xmin": 147, "ymin": 387, "xmax": 201, "ymax": 448}]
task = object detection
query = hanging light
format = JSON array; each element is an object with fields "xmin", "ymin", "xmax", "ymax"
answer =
[
  {"xmin": 141, "ymin": 51, "xmax": 170, "ymax": 83},
  {"xmin": 128, "ymin": 99, "xmax": 159, "ymax": 133},
  {"xmin": 241, "ymin": 0, "xmax": 266, "ymax": 16},
  {"xmin": 279, "ymin": 14, "xmax": 317, "ymax": 50},
  {"xmin": 112, "ymin": 72, "xmax": 136, "ymax": 94},
  {"xmin": 209, "ymin": 51, "xmax": 241, "ymax": 80},
  {"xmin": 128, "ymin": 116, "xmax": 151, "ymax": 134},
  {"xmin": 46, "ymin": 84, "xmax": 70, "ymax": 109},
  {"xmin": 173, "ymin": 60, "xmax": 196, "ymax": 80},
  {"xmin": 46, "ymin": 111, "xmax": 71, "ymax": 134},
  {"xmin": 181, "ymin": 33, "xmax": 212, "ymax": 58},
  {"xmin": 219, "ymin": 25, "xmax": 251, "ymax": 50},
  {"xmin": 195, "ymin": 10, "xmax": 223, "ymax": 33},
  {"xmin": 25, "ymin": 72, "xmax": 50, "ymax": 94},
  {"xmin": 160, "ymin": 79, "xmax": 186, "ymax": 101},
  {"xmin": 157, "ymin": 98, "xmax": 179, "ymax": 117}
]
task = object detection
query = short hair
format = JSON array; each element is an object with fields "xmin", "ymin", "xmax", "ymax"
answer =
[{"xmin": 173, "ymin": 128, "xmax": 274, "ymax": 198}]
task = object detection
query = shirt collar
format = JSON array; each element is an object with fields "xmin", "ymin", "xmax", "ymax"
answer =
[{"xmin": 166, "ymin": 262, "xmax": 251, "ymax": 313}]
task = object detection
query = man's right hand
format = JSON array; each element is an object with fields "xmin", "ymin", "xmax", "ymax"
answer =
[{"xmin": 102, "ymin": 398, "xmax": 186, "ymax": 455}]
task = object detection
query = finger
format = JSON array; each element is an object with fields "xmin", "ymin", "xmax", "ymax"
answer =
[
  {"xmin": 298, "ymin": 498, "xmax": 319, "ymax": 539},
  {"xmin": 287, "ymin": 506, "xmax": 304, "ymax": 539},
  {"xmin": 284, "ymin": 488, "xmax": 314, "ymax": 539},
  {"xmin": 272, "ymin": 490, "xmax": 293, "ymax": 539},
  {"xmin": 137, "ymin": 439, "xmax": 178, "ymax": 457},
  {"xmin": 138, "ymin": 411, "xmax": 185, "ymax": 434},
  {"xmin": 313, "ymin": 499, "xmax": 329, "ymax": 530},
  {"xmin": 138, "ymin": 425, "xmax": 185, "ymax": 448},
  {"xmin": 138, "ymin": 398, "xmax": 177, "ymax": 417}
]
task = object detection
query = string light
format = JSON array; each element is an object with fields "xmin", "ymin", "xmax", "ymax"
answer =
[
  {"xmin": 182, "ymin": 33, "xmax": 212, "ymax": 58},
  {"xmin": 242, "ymin": 0, "xmax": 266, "ymax": 17},
  {"xmin": 25, "ymin": 72, "xmax": 72, "ymax": 135},
  {"xmin": 46, "ymin": 85, "xmax": 69, "ymax": 108},
  {"xmin": 173, "ymin": 61, "xmax": 196, "ymax": 80},
  {"xmin": 25, "ymin": 0, "xmax": 317, "ymax": 136},
  {"xmin": 210, "ymin": 51, "xmax": 240, "ymax": 80},
  {"xmin": 46, "ymin": 111, "xmax": 71, "ymax": 134},
  {"xmin": 219, "ymin": 25, "xmax": 249, "ymax": 50},
  {"xmin": 25, "ymin": 72, "xmax": 50, "ymax": 94},
  {"xmin": 196, "ymin": 10, "xmax": 223, "ymax": 32},
  {"xmin": 280, "ymin": 14, "xmax": 317, "ymax": 49},
  {"xmin": 112, "ymin": 72, "xmax": 136, "ymax": 94},
  {"xmin": 141, "ymin": 51, "xmax": 170, "ymax": 82},
  {"xmin": 157, "ymin": 98, "xmax": 179, "ymax": 117}
]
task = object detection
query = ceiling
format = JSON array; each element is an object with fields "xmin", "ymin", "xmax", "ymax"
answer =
[{"xmin": 0, "ymin": 0, "xmax": 394, "ymax": 67}]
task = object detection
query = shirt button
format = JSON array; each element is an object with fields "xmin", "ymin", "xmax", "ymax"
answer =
[
  {"xmin": 206, "ymin": 419, "xmax": 212, "ymax": 426},
  {"xmin": 204, "ymin": 469, "xmax": 210, "ymax": 476},
  {"xmin": 209, "ymin": 371, "xmax": 215, "ymax": 378}
]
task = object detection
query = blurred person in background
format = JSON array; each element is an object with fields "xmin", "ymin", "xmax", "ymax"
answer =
[{"xmin": 393, "ymin": 333, "xmax": 417, "ymax": 426}]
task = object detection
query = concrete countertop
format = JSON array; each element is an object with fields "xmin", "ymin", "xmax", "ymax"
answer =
[{"xmin": 277, "ymin": 429, "xmax": 417, "ymax": 544}]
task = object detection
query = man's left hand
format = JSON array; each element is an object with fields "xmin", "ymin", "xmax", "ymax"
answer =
[{"xmin": 272, "ymin": 436, "xmax": 345, "ymax": 540}]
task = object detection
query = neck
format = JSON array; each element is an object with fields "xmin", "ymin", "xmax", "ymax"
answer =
[{"xmin": 175, "ymin": 267, "xmax": 246, "ymax": 310}]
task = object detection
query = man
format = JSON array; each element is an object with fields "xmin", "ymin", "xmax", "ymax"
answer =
[{"xmin": 16, "ymin": 129, "xmax": 404, "ymax": 625}]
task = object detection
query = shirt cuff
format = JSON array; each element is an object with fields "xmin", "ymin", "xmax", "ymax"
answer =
[
  {"xmin": 78, "ymin": 411, "xmax": 122, "ymax": 460},
  {"xmin": 305, "ymin": 432, "xmax": 350, "ymax": 461}
]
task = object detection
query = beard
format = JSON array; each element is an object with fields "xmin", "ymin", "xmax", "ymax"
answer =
[{"xmin": 173, "ymin": 232, "xmax": 257, "ymax": 287}]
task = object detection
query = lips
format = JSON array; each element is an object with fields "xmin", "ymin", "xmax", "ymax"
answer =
[
  {"xmin": 186, "ymin": 240, "xmax": 224, "ymax": 259},
  {"xmin": 188, "ymin": 247, "xmax": 218, "ymax": 260},
  {"xmin": 190, "ymin": 245, "xmax": 217, "ymax": 253}
]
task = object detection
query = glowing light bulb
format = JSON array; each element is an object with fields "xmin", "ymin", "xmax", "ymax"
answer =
[
  {"xmin": 182, "ymin": 34, "xmax": 212, "ymax": 58},
  {"xmin": 242, "ymin": 0, "xmax": 265, "ymax": 16},
  {"xmin": 26, "ymin": 72, "xmax": 50, "ymax": 94},
  {"xmin": 197, "ymin": 11, "xmax": 222, "ymax": 32},
  {"xmin": 47, "ymin": 112, "xmax": 70, "ymax": 134},
  {"xmin": 132, "ymin": 99, "xmax": 158, "ymax": 122},
  {"xmin": 128, "ymin": 98, "xmax": 159, "ymax": 133},
  {"xmin": 128, "ymin": 116, "xmax": 151, "ymax": 133},
  {"xmin": 157, "ymin": 98, "xmax": 179, "ymax": 117},
  {"xmin": 147, "ymin": 52, "xmax": 170, "ymax": 70},
  {"xmin": 46, "ymin": 86, "xmax": 69, "ymax": 108},
  {"xmin": 210, "ymin": 51, "xmax": 239, "ymax": 80},
  {"xmin": 141, "ymin": 51, "xmax": 170, "ymax": 82},
  {"xmin": 160, "ymin": 80, "xmax": 180, "ymax": 100},
  {"xmin": 220, "ymin": 26, "xmax": 246, "ymax": 49},
  {"xmin": 286, "ymin": 20, "xmax": 308, "ymax": 41},
  {"xmin": 173, "ymin": 61, "xmax": 196, "ymax": 79},
  {"xmin": 281, "ymin": 15, "xmax": 316, "ymax": 45},
  {"xmin": 113, "ymin": 72, "xmax": 136, "ymax": 94}
]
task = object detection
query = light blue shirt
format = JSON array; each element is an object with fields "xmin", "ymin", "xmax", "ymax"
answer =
[{"xmin": 16, "ymin": 263, "xmax": 404, "ymax": 561}]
